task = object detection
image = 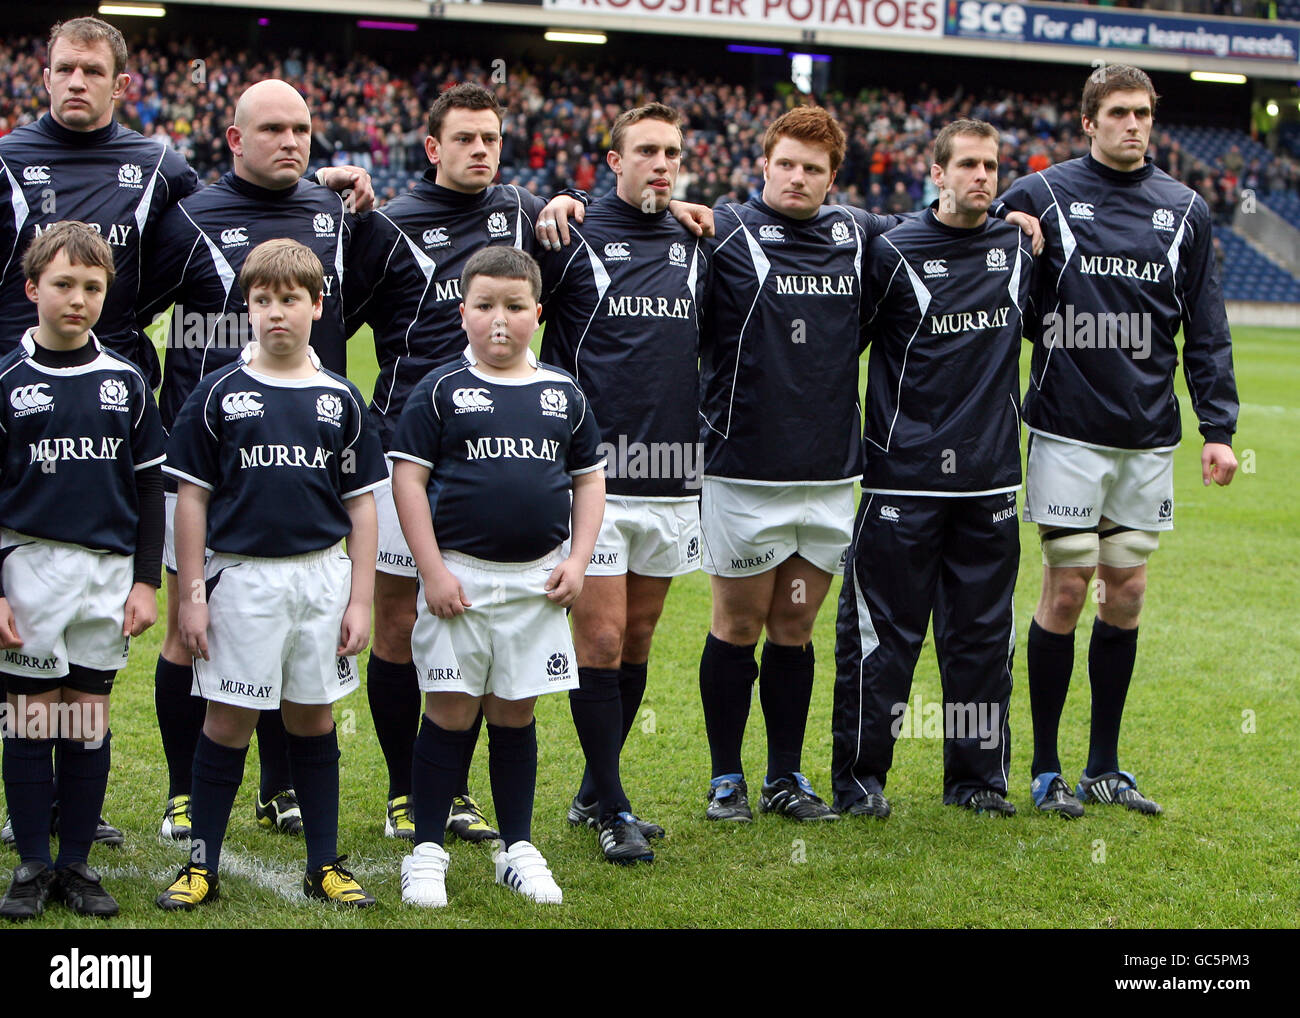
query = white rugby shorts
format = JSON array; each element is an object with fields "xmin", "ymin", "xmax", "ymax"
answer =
[
  {"xmin": 0, "ymin": 531, "xmax": 132, "ymax": 679},
  {"xmin": 587, "ymin": 496, "xmax": 701, "ymax": 578},
  {"xmin": 700, "ymin": 478, "xmax": 855, "ymax": 578},
  {"xmin": 1024, "ymin": 432, "xmax": 1175, "ymax": 532},
  {"xmin": 375, "ymin": 459, "xmax": 418, "ymax": 578},
  {"xmin": 412, "ymin": 546, "xmax": 580, "ymax": 700},
  {"xmin": 193, "ymin": 542, "xmax": 360, "ymax": 709}
]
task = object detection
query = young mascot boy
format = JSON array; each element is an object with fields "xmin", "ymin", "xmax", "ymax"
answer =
[
  {"xmin": 390, "ymin": 246, "xmax": 605, "ymax": 907},
  {"xmin": 156, "ymin": 238, "xmax": 387, "ymax": 910},
  {"xmin": 0, "ymin": 221, "xmax": 164, "ymax": 919}
]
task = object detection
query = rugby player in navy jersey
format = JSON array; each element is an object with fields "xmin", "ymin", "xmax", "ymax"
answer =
[
  {"xmin": 0, "ymin": 17, "xmax": 185, "ymax": 851},
  {"xmin": 833, "ymin": 120, "xmax": 1033, "ymax": 820},
  {"xmin": 346, "ymin": 83, "xmax": 711, "ymax": 844},
  {"xmin": 0, "ymin": 16, "xmax": 372, "ymax": 851},
  {"xmin": 137, "ymin": 79, "xmax": 367, "ymax": 845},
  {"xmin": 993, "ymin": 66, "xmax": 1237, "ymax": 818},
  {"xmin": 0, "ymin": 223, "xmax": 164, "ymax": 918},
  {"xmin": 697, "ymin": 106, "xmax": 1042, "ymax": 824},
  {"xmin": 536, "ymin": 103, "xmax": 708, "ymax": 864},
  {"xmin": 389, "ymin": 246, "xmax": 605, "ymax": 907},
  {"xmin": 156, "ymin": 240, "xmax": 387, "ymax": 910}
]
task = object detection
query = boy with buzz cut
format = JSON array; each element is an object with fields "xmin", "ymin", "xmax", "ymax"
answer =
[
  {"xmin": 0, "ymin": 221, "xmax": 164, "ymax": 920},
  {"xmin": 155, "ymin": 238, "xmax": 388, "ymax": 911},
  {"xmin": 390, "ymin": 246, "xmax": 605, "ymax": 907}
]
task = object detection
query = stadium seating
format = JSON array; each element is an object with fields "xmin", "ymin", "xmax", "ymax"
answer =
[
  {"xmin": 1215, "ymin": 228, "xmax": 1300, "ymax": 302},
  {"xmin": 1261, "ymin": 191, "xmax": 1300, "ymax": 230},
  {"xmin": 2, "ymin": 32, "xmax": 1297, "ymax": 301}
]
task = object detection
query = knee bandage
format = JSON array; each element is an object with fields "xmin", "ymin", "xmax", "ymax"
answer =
[
  {"xmin": 1098, "ymin": 526, "xmax": 1159, "ymax": 568},
  {"xmin": 1040, "ymin": 527, "xmax": 1099, "ymax": 568}
]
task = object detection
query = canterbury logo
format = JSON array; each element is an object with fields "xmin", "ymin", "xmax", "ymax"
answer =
[
  {"xmin": 221, "ymin": 391, "xmax": 263, "ymax": 415},
  {"xmin": 758, "ymin": 224, "xmax": 784, "ymax": 241},
  {"xmin": 23, "ymin": 165, "xmax": 50, "ymax": 183},
  {"xmin": 923, "ymin": 259, "xmax": 947, "ymax": 277},
  {"xmin": 879, "ymin": 504, "xmax": 901, "ymax": 521},
  {"xmin": 10, "ymin": 384, "xmax": 52, "ymax": 411},
  {"xmin": 604, "ymin": 242, "xmax": 630, "ymax": 258},
  {"xmin": 422, "ymin": 227, "xmax": 448, "ymax": 245},
  {"xmin": 1069, "ymin": 202, "xmax": 1094, "ymax": 219},
  {"xmin": 220, "ymin": 227, "xmax": 248, "ymax": 245},
  {"xmin": 452, "ymin": 387, "xmax": 492, "ymax": 410}
]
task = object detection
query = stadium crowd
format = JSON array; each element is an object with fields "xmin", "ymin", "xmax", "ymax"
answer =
[{"xmin": 1, "ymin": 32, "xmax": 1298, "ymax": 223}]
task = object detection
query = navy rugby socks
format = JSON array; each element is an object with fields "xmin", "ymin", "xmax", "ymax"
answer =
[
  {"xmin": 2, "ymin": 736, "xmax": 55, "ymax": 866},
  {"xmin": 699, "ymin": 634, "xmax": 758, "ymax": 777},
  {"xmin": 52, "ymin": 733, "xmax": 110, "ymax": 868},
  {"xmin": 189, "ymin": 734, "xmax": 248, "ymax": 874},
  {"xmin": 255, "ymin": 710, "xmax": 294, "ymax": 802},
  {"xmin": 286, "ymin": 728, "xmax": 341, "ymax": 871},
  {"xmin": 1085, "ymin": 618, "xmax": 1139, "ymax": 777},
  {"xmin": 367, "ymin": 652, "xmax": 420, "ymax": 800},
  {"xmin": 759, "ymin": 641, "xmax": 815, "ymax": 781},
  {"xmin": 154, "ymin": 656, "xmax": 204, "ymax": 798},
  {"xmin": 411, "ymin": 717, "xmax": 475, "ymax": 846},
  {"xmin": 1027, "ymin": 620, "xmax": 1074, "ymax": 777},
  {"xmin": 487, "ymin": 721, "xmax": 536, "ymax": 848},
  {"xmin": 569, "ymin": 667, "xmax": 629, "ymax": 819},
  {"xmin": 576, "ymin": 659, "xmax": 649, "ymax": 805}
]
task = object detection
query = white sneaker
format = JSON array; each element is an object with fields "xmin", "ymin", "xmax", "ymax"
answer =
[
  {"xmin": 494, "ymin": 840, "xmax": 562, "ymax": 904},
  {"xmin": 401, "ymin": 842, "xmax": 449, "ymax": 907}
]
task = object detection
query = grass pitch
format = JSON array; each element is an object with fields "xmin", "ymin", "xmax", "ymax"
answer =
[{"xmin": 7, "ymin": 326, "xmax": 1297, "ymax": 929}]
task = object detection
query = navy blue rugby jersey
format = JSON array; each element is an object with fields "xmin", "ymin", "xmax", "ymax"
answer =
[
  {"xmin": 994, "ymin": 155, "xmax": 1237, "ymax": 451},
  {"xmin": 345, "ymin": 175, "xmax": 551, "ymax": 449},
  {"xmin": 538, "ymin": 192, "xmax": 708, "ymax": 498},
  {"xmin": 0, "ymin": 115, "xmax": 200, "ymax": 378},
  {"xmin": 138, "ymin": 172, "xmax": 352, "ymax": 430},
  {"xmin": 388, "ymin": 348, "xmax": 605, "ymax": 563},
  {"xmin": 163, "ymin": 350, "xmax": 387, "ymax": 558},
  {"xmin": 861, "ymin": 208, "xmax": 1033, "ymax": 495},
  {"xmin": 699, "ymin": 197, "xmax": 903, "ymax": 484},
  {"xmin": 0, "ymin": 330, "xmax": 165, "ymax": 554}
]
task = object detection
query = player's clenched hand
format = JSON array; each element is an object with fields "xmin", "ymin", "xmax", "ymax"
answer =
[
  {"xmin": 1202, "ymin": 442, "xmax": 1238, "ymax": 487},
  {"xmin": 536, "ymin": 195, "xmax": 585, "ymax": 250},
  {"xmin": 178, "ymin": 601, "xmax": 210, "ymax": 661},
  {"xmin": 1005, "ymin": 211, "xmax": 1044, "ymax": 256},
  {"xmin": 0, "ymin": 597, "xmax": 22, "ymax": 649},
  {"xmin": 321, "ymin": 165, "xmax": 376, "ymax": 213},
  {"xmin": 544, "ymin": 557, "xmax": 586, "ymax": 608},
  {"xmin": 425, "ymin": 565, "xmax": 471, "ymax": 619},
  {"xmin": 337, "ymin": 601, "xmax": 371, "ymax": 656},
  {"xmin": 669, "ymin": 200, "xmax": 715, "ymax": 238},
  {"xmin": 122, "ymin": 582, "xmax": 158, "ymax": 638}
]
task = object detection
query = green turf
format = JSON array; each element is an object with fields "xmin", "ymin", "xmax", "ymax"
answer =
[{"xmin": 10, "ymin": 325, "xmax": 1297, "ymax": 928}]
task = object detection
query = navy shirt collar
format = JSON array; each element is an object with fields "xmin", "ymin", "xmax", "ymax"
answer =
[{"xmin": 38, "ymin": 112, "xmax": 118, "ymax": 148}]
